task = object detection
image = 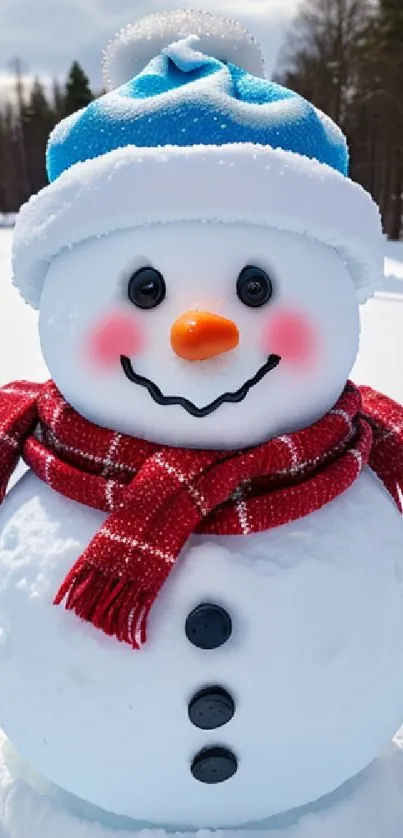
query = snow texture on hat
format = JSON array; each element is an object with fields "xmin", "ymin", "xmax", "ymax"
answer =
[
  {"xmin": 102, "ymin": 8, "xmax": 267, "ymax": 88},
  {"xmin": 12, "ymin": 10, "xmax": 384, "ymax": 310},
  {"xmin": 46, "ymin": 36, "xmax": 348, "ymax": 182}
]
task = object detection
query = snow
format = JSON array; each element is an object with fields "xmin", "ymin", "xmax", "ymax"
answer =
[
  {"xmin": 352, "ymin": 240, "xmax": 403, "ymax": 404},
  {"xmin": 1, "ymin": 227, "xmax": 403, "ymax": 837},
  {"xmin": 2, "ymin": 735, "xmax": 403, "ymax": 838},
  {"xmin": 1, "ymin": 465, "xmax": 403, "ymax": 828},
  {"xmin": 0, "ymin": 214, "xmax": 15, "ymax": 229},
  {"xmin": 0, "ymin": 230, "xmax": 46, "ymax": 383},
  {"xmin": 103, "ymin": 10, "xmax": 266, "ymax": 90}
]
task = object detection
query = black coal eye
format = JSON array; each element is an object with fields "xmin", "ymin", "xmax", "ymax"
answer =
[
  {"xmin": 128, "ymin": 267, "xmax": 166, "ymax": 310},
  {"xmin": 236, "ymin": 266, "xmax": 273, "ymax": 308}
]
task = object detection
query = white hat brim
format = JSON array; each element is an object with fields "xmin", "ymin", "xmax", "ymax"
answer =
[{"xmin": 12, "ymin": 142, "xmax": 383, "ymax": 309}]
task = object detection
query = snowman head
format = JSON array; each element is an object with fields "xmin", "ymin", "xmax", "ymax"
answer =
[
  {"xmin": 37, "ymin": 221, "xmax": 359, "ymax": 448},
  {"xmin": 11, "ymin": 11, "xmax": 383, "ymax": 449}
]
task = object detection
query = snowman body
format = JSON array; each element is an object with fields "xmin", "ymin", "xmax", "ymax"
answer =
[{"xmin": 0, "ymin": 464, "xmax": 402, "ymax": 828}]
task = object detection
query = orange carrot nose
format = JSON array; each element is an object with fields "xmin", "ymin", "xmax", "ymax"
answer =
[{"xmin": 171, "ymin": 311, "xmax": 239, "ymax": 361}]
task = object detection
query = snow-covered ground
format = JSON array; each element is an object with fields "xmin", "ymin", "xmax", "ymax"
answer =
[
  {"xmin": 0, "ymin": 214, "xmax": 15, "ymax": 228},
  {"xmin": 1, "ymin": 227, "xmax": 403, "ymax": 837}
]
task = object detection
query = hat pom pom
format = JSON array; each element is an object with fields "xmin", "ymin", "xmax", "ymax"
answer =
[{"xmin": 102, "ymin": 8, "xmax": 266, "ymax": 91}]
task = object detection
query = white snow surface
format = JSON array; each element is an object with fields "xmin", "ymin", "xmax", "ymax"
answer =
[
  {"xmin": 1, "ymin": 229, "xmax": 403, "ymax": 837},
  {"xmin": 102, "ymin": 9, "xmax": 266, "ymax": 89},
  {"xmin": 1, "ymin": 731, "xmax": 403, "ymax": 838}
]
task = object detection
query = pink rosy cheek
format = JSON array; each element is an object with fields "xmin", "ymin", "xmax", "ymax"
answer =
[
  {"xmin": 262, "ymin": 308, "xmax": 318, "ymax": 367},
  {"xmin": 85, "ymin": 310, "xmax": 145, "ymax": 368}
]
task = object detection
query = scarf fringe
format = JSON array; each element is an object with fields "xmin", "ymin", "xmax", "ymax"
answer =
[{"xmin": 54, "ymin": 565, "xmax": 152, "ymax": 649}]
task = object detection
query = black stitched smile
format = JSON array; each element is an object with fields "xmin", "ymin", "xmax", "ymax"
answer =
[{"xmin": 120, "ymin": 354, "xmax": 281, "ymax": 418}]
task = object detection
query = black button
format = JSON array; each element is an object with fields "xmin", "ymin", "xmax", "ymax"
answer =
[
  {"xmin": 191, "ymin": 747, "xmax": 238, "ymax": 784},
  {"xmin": 185, "ymin": 604, "xmax": 232, "ymax": 650},
  {"xmin": 188, "ymin": 687, "xmax": 235, "ymax": 730}
]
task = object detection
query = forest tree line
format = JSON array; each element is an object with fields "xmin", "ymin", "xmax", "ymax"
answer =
[
  {"xmin": 0, "ymin": 61, "xmax": 94, "ymax": 214},
  {"xmin": 0, "ymin": 0, "xmax": 402, "ymax": 238}
]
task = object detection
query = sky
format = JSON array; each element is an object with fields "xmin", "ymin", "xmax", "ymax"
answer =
[{"xmin": 0, "ymin": 0, "xmax": 299, "ymax": 99}]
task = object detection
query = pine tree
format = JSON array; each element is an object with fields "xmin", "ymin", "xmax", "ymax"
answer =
[
  {"xmin": 0, "ymin": 103, "xmax": 25, "ymax": 212},
  {"xmin": 24, "ymin": 79, "xmax": 58, "ymax": 191},
  {"xmin": 0, "ymin": 61, "xmax": 94, "ymax": 211},
  {"xmin": 379, "ymin": 0, "xmax": 403, "ymax": 42},
  {"xmin": 0, "ymin": 113, "xmax": 7, "ymax": 213},
  {"xmin": 377, "ymin": 0, "xmax": 403, "ymax": 238},
  {"xmin": 64, "ymin": 61, "xmax": 93, "ymax": 116},
  {"xmin": 52, "ymin": 79, "xmax": 65, "ymax": 121}
]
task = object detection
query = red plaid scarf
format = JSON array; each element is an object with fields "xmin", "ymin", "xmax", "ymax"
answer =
[{"xmin": 0, "ymin": 379, "xmax": 402, "ymax": 649}]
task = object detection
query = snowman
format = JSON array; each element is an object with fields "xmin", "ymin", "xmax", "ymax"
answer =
[{"xmin": 1, "ymin": 8, "xmax": 403, "ymax": 836}]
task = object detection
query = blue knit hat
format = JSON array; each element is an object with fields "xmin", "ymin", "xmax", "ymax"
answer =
[
  {"xmin": 46, "ymin": 36, "xmax": 348, "ymax": 182},
  {"xmin": 12, "ymin": 10, "xmax": 383, "ymax": 309}
]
